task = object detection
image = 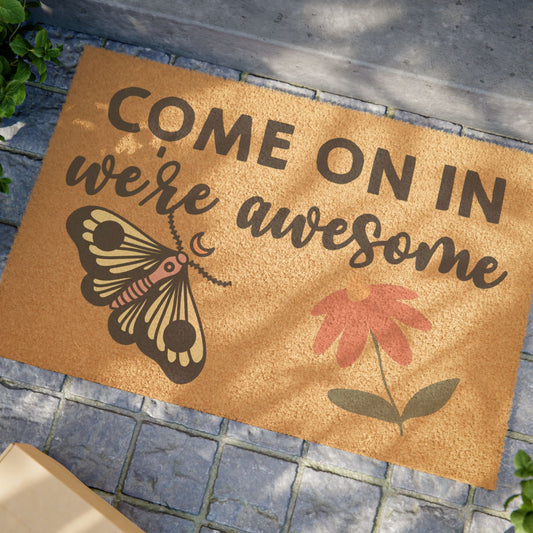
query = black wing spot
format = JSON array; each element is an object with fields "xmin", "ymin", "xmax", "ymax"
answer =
[
  {"xmin": 163, "ymin": 320, "xmax": 196, "ymax": 353},
  {"xmin": 93, "ymin": 220, "xmax": 125, "ymax": 251}
]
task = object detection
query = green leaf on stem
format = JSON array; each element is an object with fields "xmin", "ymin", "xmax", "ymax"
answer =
[
  {"xmin": 34, "ymin": 28, "xmax": 48, "ymax": 49},
  {"xmin": 328, "ymin": 389, "xmax": 401, "ymax": 424},
  {"xmin": 516, "ymin": 451, "xmax": 533, "ymax": 478},
  {"xmin": 0, "ymin": 177, "xmax": 12, "ymax": 195},
  {"xmin": 505, "ymin": 493, "xmax": 521, "ymax": 510},
  {"xmin": 9, "ymin": 33, "xmax": 29, "ymax": 56},
  {"xmin": 13, "ymin": 60, "xmax": 30, "ymax": 82},
  {"xmin": 401, "ymin": 378, "xmax": 460, "ymax": 421},
  {"xmin": 0, "ymin": 0, "xmax": 25, "ymax": 24}
]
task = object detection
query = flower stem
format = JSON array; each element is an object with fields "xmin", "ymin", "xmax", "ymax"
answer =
[{"xmin": 370, "ymin": 329, "xmax": 403, "ymax": 436}]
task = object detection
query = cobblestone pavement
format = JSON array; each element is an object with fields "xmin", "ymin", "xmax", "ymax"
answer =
[{"xmin": 1, "ymin": 25, "xmax": 532, "ymax": 533}]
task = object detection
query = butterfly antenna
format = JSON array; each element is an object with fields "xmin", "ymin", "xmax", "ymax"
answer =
[
  {"xmin": 168, "ymin": 209, "xmax": 184, "ymax": 252},
  {"xmin": 189, "ymin": 260, "xmax": 232, "ymax": 287}
]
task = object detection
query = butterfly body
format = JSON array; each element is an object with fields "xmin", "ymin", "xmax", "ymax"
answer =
[{"xmin": 67, "ymin": 206, "xmax": 207, "ymax": 384}]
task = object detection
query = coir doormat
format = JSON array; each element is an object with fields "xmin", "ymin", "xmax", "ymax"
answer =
[{"xmin": 1, "ymin": 47, "xmax": 532, "ymax": 489}]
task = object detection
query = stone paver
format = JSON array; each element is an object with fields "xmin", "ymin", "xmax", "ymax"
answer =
[
  {"xmin": 391, "ymin": 465, "xmax": 470, "ymax": 505},
  {"xmin": 0, "ymin": 358, "xmax": 65, "ymax": 391},
  {"xmin": 208, "ymin": 445, "xmax": 297, "ymax": 532},
  {"xmin": 226, "ymin": 420, "xmax": 303, "ymax": 455},
  {"xmin": 69, "ymin": 377, "xmax": 144, "ymax": 411},
  {"xmin": 508, "ymin": 360, "xmax": 533, "ymax": 434},
  {"xmin": 48, "ymin": 400, "xmax": 136, "ymax": 492},
  {"xmin": 469, "ymin": 512, "xmax": 512, "ymax": 533},
  {"xmin": 104, "ymin": 40, "xmax": 171, "ymax": 64},
  {"xmin": 474, "ymin": 437, "xmax": 533, "ymax": 512},
  {"xmin": 307, "ymin": 442, "xmax": 388, "ymax": 478},
  {"xmin": 0, "ymin": 224, "xmax": 17, "ymax": 277},
  {"xmin": 394, "ymin": 109, "xmax": 462, "ymax": 135},
  {"xmin": 0, "ymin": 153, "xmax": 42, "ymax": 226},
  {"xmin": 118, "ymin": 502, "xmax": 195, "ymax": 533},
  {"xmin": 290, "ymin": 468, "xmax": 381, "ymax": 533},
  {"xmin": 246, "ymin": 74, "xmax": 315, "ymax": 98},
  {"xmin": 0, "ymin": 382, "xmax": 59, "ymax": 452},
  {"xmin": 144, "ymin": 398, "xmax": 222, "ymax": 434},
  {"xmin": 0, "ymin": 86, "xmax": 65, "ymax": 155},
  {"xmin": 379, "ymin": 494, "xmax": 464, "ymax": 533},
  {"xmin": 317, "ymin": 91, "xmax": 386, "ymax": 115},
  {"xmin": 124, "ymin": 423, "xmax": 217, "ymax": 514},
  {"xmin": 174, "ymin": 57, "xmax": 241, "ymax": 81}
]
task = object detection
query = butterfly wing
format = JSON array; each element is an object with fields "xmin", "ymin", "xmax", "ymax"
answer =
[
  {"xmin": 67, "ymin": 206, "xmax": 206, "ymax": 384},
  {"xmin": 67, "ymin": 206, "xmax": 173, "ymax": 305},
  {"xmin": 109, "ymin": 265, "xmax": 206, "ymax": 384}
]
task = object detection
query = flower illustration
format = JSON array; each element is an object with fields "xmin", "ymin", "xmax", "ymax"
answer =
[
  {"xmin": 312, "ymin": 273, "xmax": 458, "ymax": 436},
  {"xmin": 312, "ymin": 275, "xmax": 432, "ymax": 367}
]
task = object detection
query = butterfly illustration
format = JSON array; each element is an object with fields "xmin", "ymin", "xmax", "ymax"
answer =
[{"xmin": 66, "ymin": 205, "xmax": 230, "ymax": 384}]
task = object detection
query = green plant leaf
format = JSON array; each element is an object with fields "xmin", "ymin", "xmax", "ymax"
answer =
[
  {"xmin": 34, "ymin": 28, "xmax": 48, "ymax": 49},
  {"xmin": 516, "ymin": 451, "xmax": 533, "ymax": 478},
  {"xmin": 512, "ymin": 509, "xmax": 528, "ymax": 530},
  {"xmin": 0, "ymin": 177, "xmax": 11, "ymax": 194},
  {"xmin": 505, "ymin": 493, "xmax": 521, "ymax": 510},
  {"xmin": 27, "ymin": 1, "xmax": 42, "ymax": 7},
  {"xmin": 0, "ymin": 98, "xmax": 15, "ymax": 118},
  {"xmin": 0, "ymin": 56, "xmax": 9, "ymax": 77},
  {"xmin": 13, "ymin": 60, "xmax": 30, "ymax": 82},
  {"xmin": 0, "ymin": 0, "xmax": 25, "ymax": 24},
  {"xmin": 328, "ymin": 389, "xmax": 401, "ymax": 424},
  {"xmin": 9, "ymin": 33, "xmax": 28, "ymax": 56},
  {"xmin": 401, "ymin": 378, "xmax": 460, "ymax": 421},
  {"xmin": 523, "ymin": 511, "xmax": 533, "ymax": 533},
  {"xmin": 31, "ymin": 56, "xmax": 46, "ymax": 82}
]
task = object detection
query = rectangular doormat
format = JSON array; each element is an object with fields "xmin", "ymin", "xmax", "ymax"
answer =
[{"xmin": 1, "ymin": 46, "xmax": 532, "ymax": 489}]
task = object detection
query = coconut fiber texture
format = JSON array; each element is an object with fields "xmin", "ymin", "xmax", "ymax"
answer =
[{"xmin": 1, "ymin": 47, "xmax": 531, "ymax": 489}]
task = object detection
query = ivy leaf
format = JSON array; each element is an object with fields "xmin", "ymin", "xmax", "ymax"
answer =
[
  {"xmin": 0, "ymin": 97, "xmax": 15, "ymax": 118},
  {"xmin": 9, "ymin": 33, "xmax": 28, "ymax": 56},
  {"xmin": 516, "ymin": 451, "xmax": 533, "ymax": 478},
  {"xmin": 328, "ymin": 389, "xmax": 401, "ymax": 424},
  {"xmin": 0, "ymin": 56, "xmax": 9, "ymax": 77},
  {"xmin": 34, "ymin": 28, "xmax": 48, "ymax": 48},
  {"xmin": 0, "ymin": 177, "xmax": 11, "ymax": 195},
  {"xmin": 505, "ymin": 493, "xmax": 522, "ymax": 510},
  {"xmin": 0, "ymin": 0, "xmax": 25, "ymax": 24},
  {"xmin": 401, "ymin": 379, "xmax": 460, "ymax": 421},
  {"xmin": 13, "ymin": 60, "xmax": 30, "ymax": 82},
  {"xmin": 523, "ymin": 512, "xmax": 533, "ymax": 533},
  {"xmin": 31, "ymin": 56, "xmax": 46, "ymax": 83},
  {"xmin": 522, "ymin": 480, "xmax": 533, "ymax": 510}
]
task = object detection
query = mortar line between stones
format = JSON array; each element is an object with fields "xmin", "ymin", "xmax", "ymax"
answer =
[
  {"xmin": 371, "ymin": 462, "xmax": 394, "ymax": 533},
  {"xmin": 42, "ymin": 375, "xmax": 72, "ymax": 453},
  {"xmin": 461, "ymin": 485, "xmax": 477, "ymax": 533},
  {"xmin": 112, "ymin": 399, "xmax": 149, "ymax": 507},
  {"xmin": 193, "ymin": 418, "xmax": 230, "ymax": 533},
  {"xmin": 280, "ymin": 440, "xmax": 310, "ymax": 533},
  {"xmin": 0, "ymin": 143, "xmax": 44, "ymax": 160},
  {"xmin": 24, "ymin": 80, "xmax": 68, "ymax": 95},
  {"xmin": 0, "ymin": 220, "xmax": 19, "ymax": 229}
]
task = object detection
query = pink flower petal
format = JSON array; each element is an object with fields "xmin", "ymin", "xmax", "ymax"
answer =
[
  {"xmin": 370, "ymin": 284, "xmax": 418, "ymax": 301},
  {"xmin": 311, "ymin": 289, "xmax": 348, "ymax": 316},
  {"xmin": 336, "ymin": 315, "xmax": 369, "ymax": 367},
  {"xmin": 371, "ymin": 315, "xmax": 412, "ymax": 365},
  {"xmin": 313, "ymin": 311, "xmax": 347, "ymax": 354},
  {"xmin": 374, "ymin": 300, "xmax": 432, "ymax": 331}
]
